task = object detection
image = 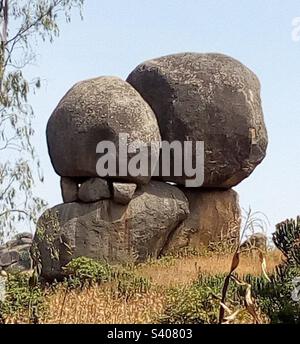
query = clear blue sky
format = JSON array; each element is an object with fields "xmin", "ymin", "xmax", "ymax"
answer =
[{"xmin": 27, "ymin": 0, "xmax": 300, "ymax": 235}]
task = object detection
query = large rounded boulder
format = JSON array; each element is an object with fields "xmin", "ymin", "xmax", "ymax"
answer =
[
  {"xmin": 31, "ymin": 181, "xmax": 189, "ymax": 280},
  {"xmin": 127, "ymin": 53, "xmax": 268, "ymax": 188},
  {"xmin": 46, "ymin": 76, "xmax": 161, "ymax": 184}
]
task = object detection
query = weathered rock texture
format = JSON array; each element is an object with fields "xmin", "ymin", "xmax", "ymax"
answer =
[
  {"xmin": 78, "ymin": 177, "xmax": 110, "ymax": 202},
  {"xmin": 60, "ymin": 177, "xmax": 78, "ymax": 203},
  {"xmin": 47, "ymin": 76, "xmax": 161, "ymax": 184},
  {"xmin": 0, "ymin": 233, "xmax": 33, "ymax": 272},
  {"xmin": 32, "ymin": 182, "xmax": 189, "ymax": 280},
  {"xmin": 127, "ymin": 53, "xmax": 268, "ymax": 188},
  {"xmin": 163, "ymin": 189, "xmax": 241, "ymax": 253},
  {"xmin": 113, "ymin": 182, "xmax": 137, "ymax": 205}
]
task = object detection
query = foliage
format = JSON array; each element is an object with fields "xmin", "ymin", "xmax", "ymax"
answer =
[
  {"xmin": 0, "ymin": 272, "xmax": 46, "ymax": 323},
  {"xmin": 273, "ymin": 217, "xmax": 300, "ymax": 265},
  {"xmin": 160, "ymin": 274, "xmax": 246, "ymax": 324},
  {"xmin": 246, "ymin": 265, "xmax": 300, "ymax": 324},
  {"xmin": 64, "ymin": 257, "xmax": 113, "ymax": 286},
  {"xmin": 64, "ymin": 257, "xmax": 151, "ymax": 298},
  {"xmin": 1, "ymin": 248, "xmax": 300, "ymax": 324},
  {"xmin": 114, "ymin": 269, "xmax": 151, "ymax": 299},
  {"xmin": 0, "ymin": 0, "xmax": 84, "ymax": 242},
  {"xmin": 252, "ymin": 216, "xmax": 300, "ymax": 323}
]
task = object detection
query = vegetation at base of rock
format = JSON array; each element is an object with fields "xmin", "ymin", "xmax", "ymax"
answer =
[
  {"xmin": 64, "ymin": 257, "xmax": 113, "ymax": 285},
  {"xmin": 159, "ymin": 268, "xmax": 300, "ymax": 324},
  {"xmin": 1, "ymin": 214, "xmax": 300, "ymax": 325},
  {"xmin": 0, "ymin": 258, "xmax": 152, "ymax": 323},
  {"xmin": 0, "ymin": 273, "xmax": 45, "ymax": 323},
  {"xmin": 249, "ymin": 265, "xmax": 300, "ymax": 324},
  {"xmin": 64, "ymin": 257, "xmax": 151, "ymax": 298},
  {"xmin": 159, "ymin": 274, "xmax": 243, "ymax": 324}
]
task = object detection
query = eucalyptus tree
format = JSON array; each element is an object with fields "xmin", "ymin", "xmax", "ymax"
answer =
[{"xmin": 0, "ymin": 0, "xmax": 84, "ymax": 242}]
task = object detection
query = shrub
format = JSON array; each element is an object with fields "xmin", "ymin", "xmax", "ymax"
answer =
[
  {"xmin": 114, "ymin": 269, "xmax": 151, "ymax": 299},
  {"xmin": 249, "ymin": 265, "xmax": 300, "ymax": 324},
  {"xmin": 273, "ymin": 217, "xmax": 300, "ymax": 265},
  {"xmin": 160, "ymin": 274, "xmax": 245, "ymax": 324},
  {"xmin": 63, "ymin": 257, "xmax": 113, "ymax": 287},
  {"xmin": 0, "ymin": 273, "xmax": 46, "ymax": 323},
  {"xmin": 64, "ymin": 257, "xmax": 151, "ymax": 298},
  {"xmin": 246, "ymin": 216, "xmax": 300, "ymax": 324}
]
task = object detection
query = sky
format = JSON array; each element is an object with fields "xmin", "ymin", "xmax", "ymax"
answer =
[{"xmin": 25, "ymin": 0, "xmax": 300, "ymax": 236}]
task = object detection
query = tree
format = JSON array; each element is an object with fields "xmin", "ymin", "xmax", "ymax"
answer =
[{"xmin": 0, "ymin": 0, "xmax": 84, "ymax": 243}]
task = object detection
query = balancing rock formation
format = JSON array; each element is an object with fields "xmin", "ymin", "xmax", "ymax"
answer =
[{"xmin": 32, "ymin": 52, "xmax": 268, "ymax": 280}]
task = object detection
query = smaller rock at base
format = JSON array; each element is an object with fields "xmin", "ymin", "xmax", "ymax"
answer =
[
  {"xmin": 113, "ymin": 182, "xmax": 137, "ymax": 205},
  {"xmin": 5, "ymin": 239, "xmax": 18, "ymax": 249},
  {"xmin": 18, "ymin": 237, "xmax": 32, "ymax": 245},
  {"xmin": 60, "ymin": 177, "xmax": 78, "ymax": 203},
  {"xmin": 0, "ymin": 250, "xmax": 20, "ymax": 268},
  {"xmin": 240, "ymin": 233, "xmax": 267, "ymax": 251},
  {"xmin": 15, "ymin": 232, "xmax": 33, "ymax": 240},
  {"xmin": 78, "ymin": 178, "xmax": 110, "ymax": 203}
]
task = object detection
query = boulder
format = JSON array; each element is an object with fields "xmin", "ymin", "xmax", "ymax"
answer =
[
  {"xmin": 240, "ymin": 233, "xmax": 267, "ymax": 252},
  {"xmin": 4, "ymin": 233, "xmax": 33, "ymax": 247},
  {"xmin": 5, "ymin": 239, "xmax": 18, "ymax": 249},
  {"xmin": 0, "ymin": 250, "xmax": 20, "ymax": 267},
  {"xmin": 46, "ymin": 76, "xmax": 161, "ymax": 184},
  {"xmin": 78, "ymin": 177, "xmax": 110, "ymax": 203},
  {"xmin": 4, "ymin": 247, "xmax": 32, "ymax": 272},
  {"xmin": 32, "ymin": 181, "xmax": 189, "ymax": 280},
  {"xmin": 17, "ymin": 237, "xmax": 33, "ymax": 245},
  {"xmin": 127, "ymin": 53, "xmax": 268, "ymax": 188},
  {"xmin": 60, "ymin": 177, "xmax": 78, "ymax": 203},
  {"xmin": 163, "ymin": 189, "xmax": 241, "ymax": 253},
  {"xmin": 113, "ymin": 182, "xmax": 137, "ymax": 205},
  {"xmin": 15, "ymin": 232, "xmax": 33, "ymax": 240},
  {"xmin": 0, "ymin": 233, "xmax": 33, "ymax": 272}
]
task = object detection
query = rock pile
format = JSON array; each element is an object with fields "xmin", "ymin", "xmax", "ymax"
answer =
[
  {"xmin": 33, "ymin": 52, "xmax": 268, "ymax": 280},
  {"xmin": 0, "ymin": 233, "xmax": 33, "ymax": 272}
]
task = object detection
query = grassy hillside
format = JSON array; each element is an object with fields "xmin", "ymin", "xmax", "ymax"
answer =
[{"xmin": 1, "ymin": 249, "xmax": 288, "ymax": 324}]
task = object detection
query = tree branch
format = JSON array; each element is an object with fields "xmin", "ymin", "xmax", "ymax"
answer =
[
  {"xmin": 0, "ymin": 209, "xmax": 30, "ymax": 218},
  {"xmin": 6, "ymin": 0, "xmax": 65, "ymax": 45}
]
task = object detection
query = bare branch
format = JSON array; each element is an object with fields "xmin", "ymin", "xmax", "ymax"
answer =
[{"xmin": 0, "ymin": 209, "xmax": 30, "ymax": 218}]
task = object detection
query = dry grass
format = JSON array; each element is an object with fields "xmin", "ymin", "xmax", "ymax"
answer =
[
  {"xmin": 37, "ymin": 250, "xmax": 282, "ymax": 324},
  {"xmin": 3, "ymin": 250, "xmax": 283, "ymax": 324},
  {"xmin": 137, "ymin": 249, "xmax": 283, "ymax": 287},
  {"xmin": 44, "ymin": 286, "xmax": 165, "ymax": 324}
]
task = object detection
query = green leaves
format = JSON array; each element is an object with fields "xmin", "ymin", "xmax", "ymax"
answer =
[
  {"xmin": 273, "ymin": 217, "xmax": 300, "ymax": 265},
  {"xmin": 0, "ymin": 0, "xmax": 84, "ymax": 241},
  {"xmin": 64, "ymin": 257, "xmax": 152, "ymax": 298},
  {"xmin": 0, "ymin": 272, "xmax": 46, "ymax": 323}
]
